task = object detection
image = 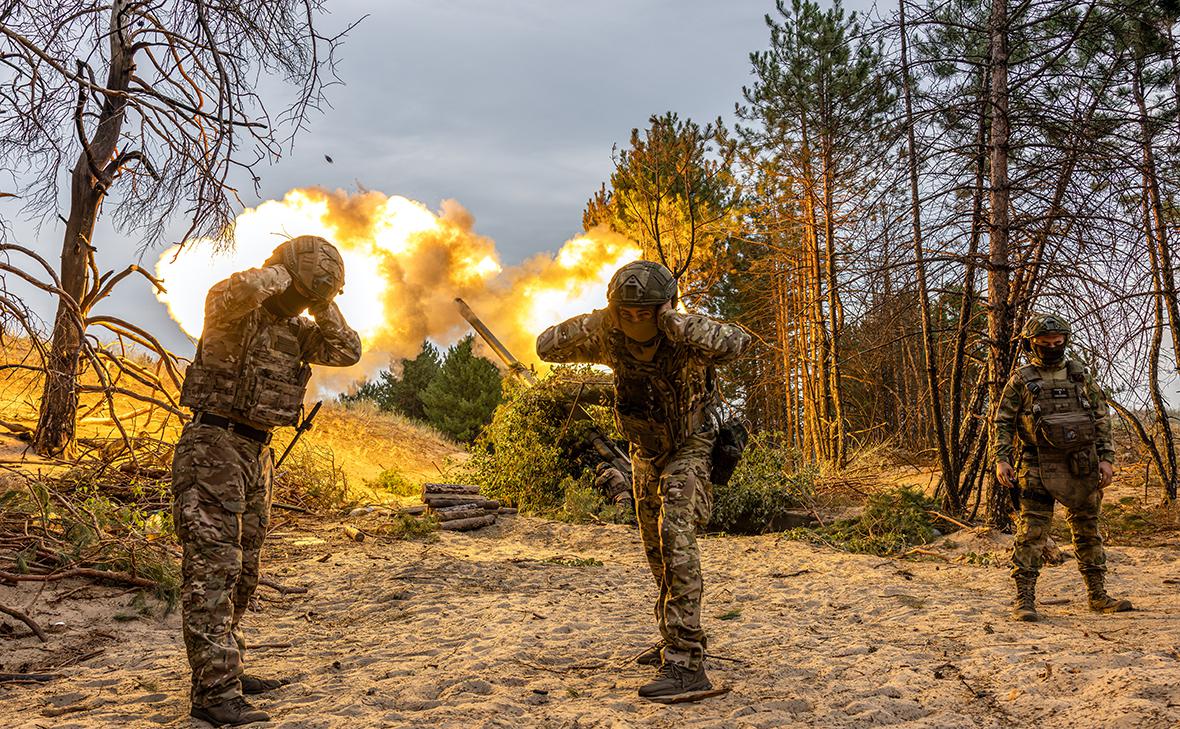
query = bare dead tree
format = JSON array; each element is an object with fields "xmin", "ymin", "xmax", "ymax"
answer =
[{"xmin": 0, "ymin": 0, "xmax": 360, "ymax": 457}]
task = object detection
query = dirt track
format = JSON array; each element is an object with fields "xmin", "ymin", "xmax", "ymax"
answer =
[{"xmin": 3, "ymin": 515, "xmax": 1179, "ymax": 728}]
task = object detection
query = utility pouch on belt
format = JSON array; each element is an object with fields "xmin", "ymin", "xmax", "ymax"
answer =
[
  {"xmin": 1034, "ymin": 411, "xmax": 1097, "ymax": 451},
  {"xmin": 710, "ymin": 420, "xmax": 749, "ymax": 486}
]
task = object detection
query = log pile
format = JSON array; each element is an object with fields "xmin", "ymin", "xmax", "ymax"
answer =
[{"xmin": 422, "ymin": 483, "xmax": 507, "ymax": 531}]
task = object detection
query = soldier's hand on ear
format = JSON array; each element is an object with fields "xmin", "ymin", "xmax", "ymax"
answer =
[
  {"xmin": 996, "ymin": 461, "xmax": 1016, "ymax": 488},
  {"xmin": 1098, "ymin": 460, "xmax": 1113, "ymax": 488}
]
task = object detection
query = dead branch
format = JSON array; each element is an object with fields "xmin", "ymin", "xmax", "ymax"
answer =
[
  {"xmin": 0, "ymin": 602, "xmax": 48, "ymax": 642},
  {"xmin": 0, "ymin": 568, "xmax": 157, "ymax": 589}
]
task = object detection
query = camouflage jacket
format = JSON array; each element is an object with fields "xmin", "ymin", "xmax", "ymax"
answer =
[
  {"xmin": 992, "ymin": 357, "xmax": 1114, "ymax": 468},
  {"xmin": 179, "ymin": 265, "xmax": 362, "ymax": 429},
  {"xmin": 536, "ymin": 308, "xmax": 749, "ymax": 455}
]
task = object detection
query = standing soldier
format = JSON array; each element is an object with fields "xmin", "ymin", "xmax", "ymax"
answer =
[
  {"xmin": 173, "ymin": 235, "xmax": 362, "ymax": 725},
  {"xmin": 536, "ymin": 261, "xmax": 749, "ymax": 699},
  {"xmin": 993, "ymin": 312, "xmax": 1132, "ymax": 622}
]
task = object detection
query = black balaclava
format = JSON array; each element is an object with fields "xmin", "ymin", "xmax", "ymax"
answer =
[
  {"xmin": 1031, "ymin": 341, "xmax": 1067, "ymax": 367},
  {"xmin": 263, "ymin": 284, "xmax": 314, "ymax": 318}
]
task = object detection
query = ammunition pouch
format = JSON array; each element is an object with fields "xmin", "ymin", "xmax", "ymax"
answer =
[
  {"xmin": 1035, "ymin": 411, "xmax": 1097, "ymax": 451},
  {"xmin": 710, "ymin": 419, "xmax": 748, "ymax": 486},
  {"xmin": 179, "ymin": 362, "xmax": 238, "ymax": 415},
  {"xmin": 616, "ymin": 411, "xmax": 674, "ymax": 457}
]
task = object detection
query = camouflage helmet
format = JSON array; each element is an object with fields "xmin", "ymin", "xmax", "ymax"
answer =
[
  {"xmin": 1020, "ymin": 311, "xmax": 1071, "ymax": 342},
  {"xmin": 268, "ymin": 235, "xmax": 345, "ymax": 302},
  {"xmin": 606, "ymin": 260, "xmax": 678, "ymax": 307}
]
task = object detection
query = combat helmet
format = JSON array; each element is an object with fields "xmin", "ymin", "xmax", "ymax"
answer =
[
  {"xmin": 606, "ymin": 260, "xmax": 678, "ymax": 307},
  {"xmin": 267, "ymin": 235, "xmax": 345, "ymax": 302},
  {"xmin": 1020, "ymin": 312, "xmax": 1071, "ymax": 343}
]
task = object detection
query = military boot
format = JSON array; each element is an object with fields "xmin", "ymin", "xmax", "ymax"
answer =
[
  {"xmin": 1083, "ymin": 572, "xmax": 1133, "ymax": 613},
  {"xmin": 1011, "ymin": 575, "xmax": 1040, "ymax": 622},
  {"xmin": 190, "ymin": 696, "xmax": 270, "ymax": 726},
  {"xmin": 635, "ymin": 640, "xmax": 666, "ymax": 667},
  {"xmin": 240, "ymin": 674, "xmax": 290, "ymax": 694},
  {"xmin": 638, "ymin": 662, "xmax": 712, "ymax": 699}
]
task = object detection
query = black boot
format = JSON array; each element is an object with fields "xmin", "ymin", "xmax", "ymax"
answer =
[
  {"xmin": 1083, "ymin": 572, "xmax": 1133, "ymax": 613},
  {"xmin": 638, "ymin": 662, "xmax": 712, "ymax": 698},
  {"xmin": 240, "ymin": 674, "xmax": 289, "ymax": 694},
  {"xmin": 190, "ymin": 696, "xmax": 270, "ymax": 726},
  {"xmin": 1011, "ymin": 575, "xmax": 1039, "ymax": 622}
]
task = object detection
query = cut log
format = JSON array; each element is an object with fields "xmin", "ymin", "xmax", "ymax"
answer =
[
  {"xmin": 422, "ymin": 483, "xmax": 481, "ymax": 496},
  {"xmin": 438, "ymin": 514, "xmax": 496, "ymax": 531},
  {"xmin": 397, "ymin": 504, "xmax": 428, "ymax": 516},
  {"xmin": 423, "ymin": 496, "xmax": 500, "ymax": 509},
  {"xmin": 431, "ymin": 504, "xmax": 488, "ymax": 521},
  {"xmin": 342, "ymin": 525, "xmax": 365, "ymax": 542},
  {"xmin": 498, "ymin": 507, "xmax": 519, "ymax": 515},
  {"xmin": 424, "ymin": 496, "xmax": 482, "ymax": 508}
]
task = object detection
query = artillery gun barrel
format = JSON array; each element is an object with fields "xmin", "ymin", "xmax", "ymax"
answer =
[{"xmin": 455, "ymin": 297, "xmax": 537, "ymax": 384}]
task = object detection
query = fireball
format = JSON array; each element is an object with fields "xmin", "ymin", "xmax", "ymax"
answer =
[{"xmin": 154, "ymin": 187, "xmax": 641, "ymax": 385}]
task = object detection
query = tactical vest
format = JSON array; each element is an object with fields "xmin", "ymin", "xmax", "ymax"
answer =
[
  {"xmin": 606, "ymin": 330, "xmax": 717, "ymax": 456},
  {"xmin": 1015, "ymin": 359, "xmax": 1100, "ymax": 508},
  {"xmin": 179, "ymin": 309, "xmax": 312, "ymax": 429}
]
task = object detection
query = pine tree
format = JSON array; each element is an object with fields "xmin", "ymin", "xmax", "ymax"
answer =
[
  {"xmin": 342, "ymin": 340, "xmax": 441, "ymax": 420},
  {"xmin": 420, "ymin": 336, "xmax": 503, "ymax": 443}
]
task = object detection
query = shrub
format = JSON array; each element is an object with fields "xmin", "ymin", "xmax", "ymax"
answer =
[
  {"xmin": 367, "ymin": 468, "xmax": 418, "ymax": 498},
  {"xmin": 275, "ymin": 440, "xmax": 352, "ymax": 512},
  {"xmin": 708, "ymin": 432, "xmax": 814, "ymax": 533},
  {"xmin": 459, "ymin": 366, "xmax": 622, "ymax": 515},
  {"xmin": 785, "ymin": 485, "xmax": 938, "ymax": 556}
]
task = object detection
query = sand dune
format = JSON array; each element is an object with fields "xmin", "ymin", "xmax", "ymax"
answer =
[{"xmin": 3, "ymin": 515, "xmax": 1178, "ymax": 728}]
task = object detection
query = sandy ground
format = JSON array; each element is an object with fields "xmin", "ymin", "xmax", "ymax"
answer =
[{"xmin": 2, "ymin": 514, "xmax": 1179, "ymax": 729}]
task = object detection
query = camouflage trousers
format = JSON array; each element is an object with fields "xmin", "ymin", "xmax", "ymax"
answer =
[
  {"xmin": 631, "ymin": 431, "xmax": 714, "ymax": 671},
  {"xmin": 171, "ymin": 421, "xmax": 273, "ymax": 708},
  {"xmin": 1011, "ymin": 466, "xmax": 1105, "ymax": 580}
]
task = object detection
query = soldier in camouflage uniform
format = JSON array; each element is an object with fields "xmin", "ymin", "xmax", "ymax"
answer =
[
  {"xmin": 172, "ymin": 235, "xmax": 362, "ymax": 725},
  {"xmin": 993, "ymin": 312, "xmax": 1132, "ymax": 622},
  {"xmin": 536, "ymin": 261, "xmax": 749, "ymax": 699}
]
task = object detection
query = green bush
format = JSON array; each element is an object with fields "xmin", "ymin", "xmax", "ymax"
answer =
[
  {"xmin": 708, "ymin": 432, "xmax": 814, "ymax": 533},
  {"xmin": 785, "ymin": 485, "xmax": 937, "ymax": 556},
  {"xmin": 459, "ymin": 366, "xmax": 622, "ymax": 515},
  {"xmin": 367, "ymin": 468, "xmax": 418, "ymax": 497}
]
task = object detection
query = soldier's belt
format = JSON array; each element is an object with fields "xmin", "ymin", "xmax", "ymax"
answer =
[{"xmin": 194, "ymin": 411, "xmax": 273, "ymax": 445}]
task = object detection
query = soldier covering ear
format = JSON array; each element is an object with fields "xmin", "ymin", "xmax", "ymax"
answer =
[
  {"xmin": 537, "ymin": 259, "xmax": 749, "ymax": 700},
  {"xmin": 171, "ymin": 235, "xmax": 361, "ymax": 725}
]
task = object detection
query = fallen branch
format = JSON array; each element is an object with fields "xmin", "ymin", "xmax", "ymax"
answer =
[
  {"xmin": 901, "ymin": 548, "xmax": 951, "ymax": 562},
  {"xmin": 0, "ymin": 602, "xmax": 48, "ymax": 642},
  {"xmin": 926, "ymin": 510, "xmax": 973, "ymax": 530},
  {"xmin": 0, "ymin": 568, "xmax": 157, "ymax": 589},
  {"xmin": 0, "ymin": 672, "xmax": 59, "ymax": 683},
  {"xmin": 259, "ymin": 578, "xmax": 309, "ymax": 595}
]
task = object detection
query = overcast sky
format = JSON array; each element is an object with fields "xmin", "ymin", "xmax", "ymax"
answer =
[{"xmin": 5, "ymin": 0, "xmax": 876, "ymax": 353}]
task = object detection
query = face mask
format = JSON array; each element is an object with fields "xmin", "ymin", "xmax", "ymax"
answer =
[
  {"xmin": 619, "ymin": 317, "xmax": 659, "ymax": 344},
  {"xmin": 263, "ymin": 285, "xmax": 313, "ymax": 318},
  {"xmin": 1032, "ymin": 343, "xmax": 1066, "ymax": 365}
]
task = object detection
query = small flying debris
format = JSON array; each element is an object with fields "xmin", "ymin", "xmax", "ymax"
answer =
[{"xmin": 324, "ymin": 155, "xmax": 334, "ymax": 164}]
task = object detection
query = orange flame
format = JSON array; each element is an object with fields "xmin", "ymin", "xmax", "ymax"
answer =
[{"xmin": 154, "ymin": 187, "xmax": 641, "ymax": 387}]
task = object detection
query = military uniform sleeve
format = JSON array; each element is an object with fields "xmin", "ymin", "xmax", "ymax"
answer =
[
  {"xmin": 205, "ymin": 266, "xmax": 292, "ymax": 325},
  {"xmin": 992, "ymin": 374, "xmax": 1023, "ymax": 465},
  {"xmin": 299, "ymin": 301, "xmax": 363, "ymax": 366},
  {"xmin": 1087, "ymin": 374, "xmax": 1115, "ymax": 464},
  {"xmin": 659, "ymin": 311, "xmax": 750, "ymax": 364},
  {"xmin": 536, "ymin": 309, "xmax": 609, "ymax": 364}
]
